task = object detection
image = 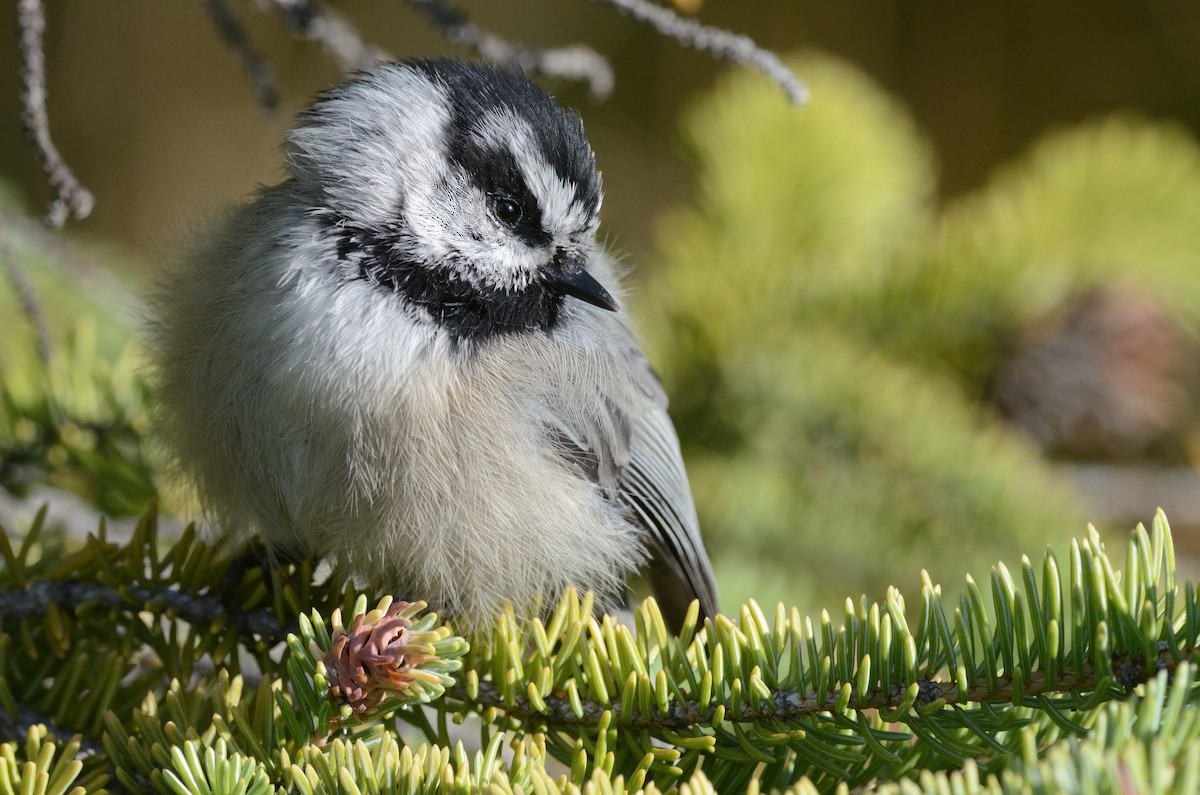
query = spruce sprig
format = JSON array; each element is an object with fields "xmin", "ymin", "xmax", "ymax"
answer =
[{"xmin": 1, "ymin": 509, "xmax": 1197, "ymax": 792}]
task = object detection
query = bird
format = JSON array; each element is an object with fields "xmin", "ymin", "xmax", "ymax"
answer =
[{"xmin": 148, "ymin": 57, "xmax": 718, "ymax": 632}]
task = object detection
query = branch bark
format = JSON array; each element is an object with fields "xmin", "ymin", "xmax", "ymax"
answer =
[{"xmin": 17, "ymin": 0, "xmax": 94, "ymax": 228}]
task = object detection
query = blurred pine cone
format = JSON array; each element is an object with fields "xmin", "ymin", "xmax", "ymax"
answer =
[{"xmin": 991, "ymin": 287, "xmax": 1199, "ymax": 460}]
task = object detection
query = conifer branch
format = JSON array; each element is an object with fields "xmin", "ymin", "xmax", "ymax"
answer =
[
  {"xmin": 0, "ymin": 705, "xmax": 102, "ymax": 757},
  {"xmin": 0, "ymin": 578, "xmax": 288, "ymax": 639},
  {"xmin": 453, "ymin": 647, "xmax": 1184, "ymax": 734},
  {"xmin": 3, "ymin": 482, "xmax": 1195, "ymax": 789}
]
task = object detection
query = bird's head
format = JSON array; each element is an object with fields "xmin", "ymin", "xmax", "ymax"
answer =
[{"xmin": 285, "ymin": 58, "xmax": 615, "ymax": 341}]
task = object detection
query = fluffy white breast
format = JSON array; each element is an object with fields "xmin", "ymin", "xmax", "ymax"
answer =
[{"xmin": 203, "ymin": 204, "xmax": 649, "ymax": 624}]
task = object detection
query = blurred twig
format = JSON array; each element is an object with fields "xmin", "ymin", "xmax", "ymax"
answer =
[
  {"xmin": 408, "ymin": 0, "xmax": 615, "ymax": 98},
  {"xmin": 256, "ymin": 0, "xmax": 792, "ymax": 104},
  {"xmin": 589, "ymin": 0, "xmax": 808, "ymax": 104},
  {"xmin": 0, "ymin": 222, "xmax": 54, "ymax": 364},
  {"xmin": 258, "ymin": 0, "xmax": 386, "ymax": 71},
  {"xmin": 16, "ymin": 0, "xmax": 94, "ymax": 228},
  {"xmin": 12, "ymin": 0, "xmax": 803, "ymax": 230},
  {"xmin": 201, "ymin": 0, "xmax": 280, "ymax": 108}
]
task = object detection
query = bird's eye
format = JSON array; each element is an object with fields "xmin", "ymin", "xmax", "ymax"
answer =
[{"xmin": 490, "ymin": 195, "xmax": 523, "ymax": 227}]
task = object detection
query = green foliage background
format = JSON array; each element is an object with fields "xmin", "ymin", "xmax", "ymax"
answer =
[
  {"xmin": 0, "ymin": 202, "xmax": 157, "ymax": 519},
  {"xmin": 640, "ymin": 53, "xmax": 1200, "ymax": 615}
]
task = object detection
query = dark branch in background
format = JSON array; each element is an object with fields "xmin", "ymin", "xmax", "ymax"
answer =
[
  {"xmin": 0, "ymin": 705, "xmax": 104, "ymax": 757},
  {"xmin": 589, "ymin": 0, "xmax": 809, "ymax": 104},
  {"xmin": 0, "ymin": 223, "xmax": 54, "ymax": 364},
  {"xmin": 0, "ymin": 579, "xmax": 289, "ymax": 640},
  {"xmin": 202, "ymin": 0, "xmax": 280, "ymax": 108},
  {"xmin": 16, "ymin": 0, "xmax": 94, "ymax": 228},
  {"xmin": 257, "ymin": 0, "xmax": 387, "ymax": 71},
  {"xmin": 408, "ymin": 0, "xmax": 615, "ymax": 99}
]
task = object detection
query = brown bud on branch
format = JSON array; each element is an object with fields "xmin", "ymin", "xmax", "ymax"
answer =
[{"xmin": 323, "ymin": 601, "xmax": 441, "ymax": 715}]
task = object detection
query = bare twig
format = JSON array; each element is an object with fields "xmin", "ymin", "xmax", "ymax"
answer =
[
  {"xmin": 201, "ymin": 0, "xmax": 280, "ymax": 108},
  {"xmin": 257, "ymin": 0, "xmax": 386, "ymax": 72},
  {"xmin": 17, "ymin": 0, "xmax": 95, "ymax": 228},
  {"xmin": 253, "ymin": 1, "xmax": 799, "ymax": 104},
  {"xmin": 0, "ymin": 223, "xmax": 54, "ymax": 364},
  {"xmin": 589, "ymin": 0, "xmax": 808, "ymax": 104},
  {"xmin": 408, "ymin": 0, "xmax": 615, "ymax": 98}
]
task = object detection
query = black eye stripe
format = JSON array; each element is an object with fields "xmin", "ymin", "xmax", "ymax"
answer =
[{"xmin": 446, "ymin": 134, "xmax": 550, "ymax": 247}]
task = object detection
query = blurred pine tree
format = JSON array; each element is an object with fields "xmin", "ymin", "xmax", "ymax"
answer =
[{"xmin": 639, "ymin": 53, "xmax": 1200, "ymax": 614}]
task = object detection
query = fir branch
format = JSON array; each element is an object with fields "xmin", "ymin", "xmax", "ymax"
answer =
[
  {"xmin": 16, "ymin": 0, "xmax": 94, "ymax": 227},
  {"xmin": 443, "ymin": 512, "xmax": 1190, "ymax": 783},
  {"xmin": 0, "ymin": 342, "xmax": 161, "ymax": 517},
  {"xmin": 0, "ymin": 725, "xmax": 114, "ymax": 793},
  {"xmin": 452, "ymin": 647, "xmax": 1186, "ymax": 734},
  {"xmin": 588, "ymin": 0, "xmax": 808, "ymax": 103},
  {"xmin": 0, "ymin": 579, "xmax": 289, "ymax": 640},
  {"xmin": 0, "ymin": 704, "xmax": 102, "ymax": 757},
  {"xmin": 870, "ymin": 665, "xmax": 1200, "ymax": 794},
  {"xmin": 4, "ymin": 504, "xmax": 1196, "ymax": 789}
]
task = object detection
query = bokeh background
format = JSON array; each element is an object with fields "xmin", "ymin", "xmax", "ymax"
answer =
[{"xmin": 5, "ymin": 0, "xmax": 1200, "ymax": 618}]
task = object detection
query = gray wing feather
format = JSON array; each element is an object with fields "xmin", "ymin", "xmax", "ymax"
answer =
[
  {"xmin": 618, "ymin": 400, "xmax": 720, "ymax": 623},
  {"xmin": 543, "ymin": 288, "xmax": 718, "ymax": 625},
  {"xmin": 544, "ymin": 350, "xmax": 718, "ymax": 624}
]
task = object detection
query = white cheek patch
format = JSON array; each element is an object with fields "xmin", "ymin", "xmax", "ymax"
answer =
[
  {"xmin": 405, "ymin": 172, "xmax": 543, "ymax": 291},
  {"xmin": 401, "ymin": 172, "xmax": 472, "ymax": 262},
  {"xmin": 454, "ymin": 195, "xmax": 545, "ymax": 291}
]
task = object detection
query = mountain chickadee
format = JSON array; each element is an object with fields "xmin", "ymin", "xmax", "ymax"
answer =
[{"xmin": 150, "ymin": 58, "xmax": 718, "ymax": 630}]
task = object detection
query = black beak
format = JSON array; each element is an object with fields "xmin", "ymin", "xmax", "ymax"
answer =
[{"xmin": 548, "ymin": 251, "xmax": 619, "ymax": 312}]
